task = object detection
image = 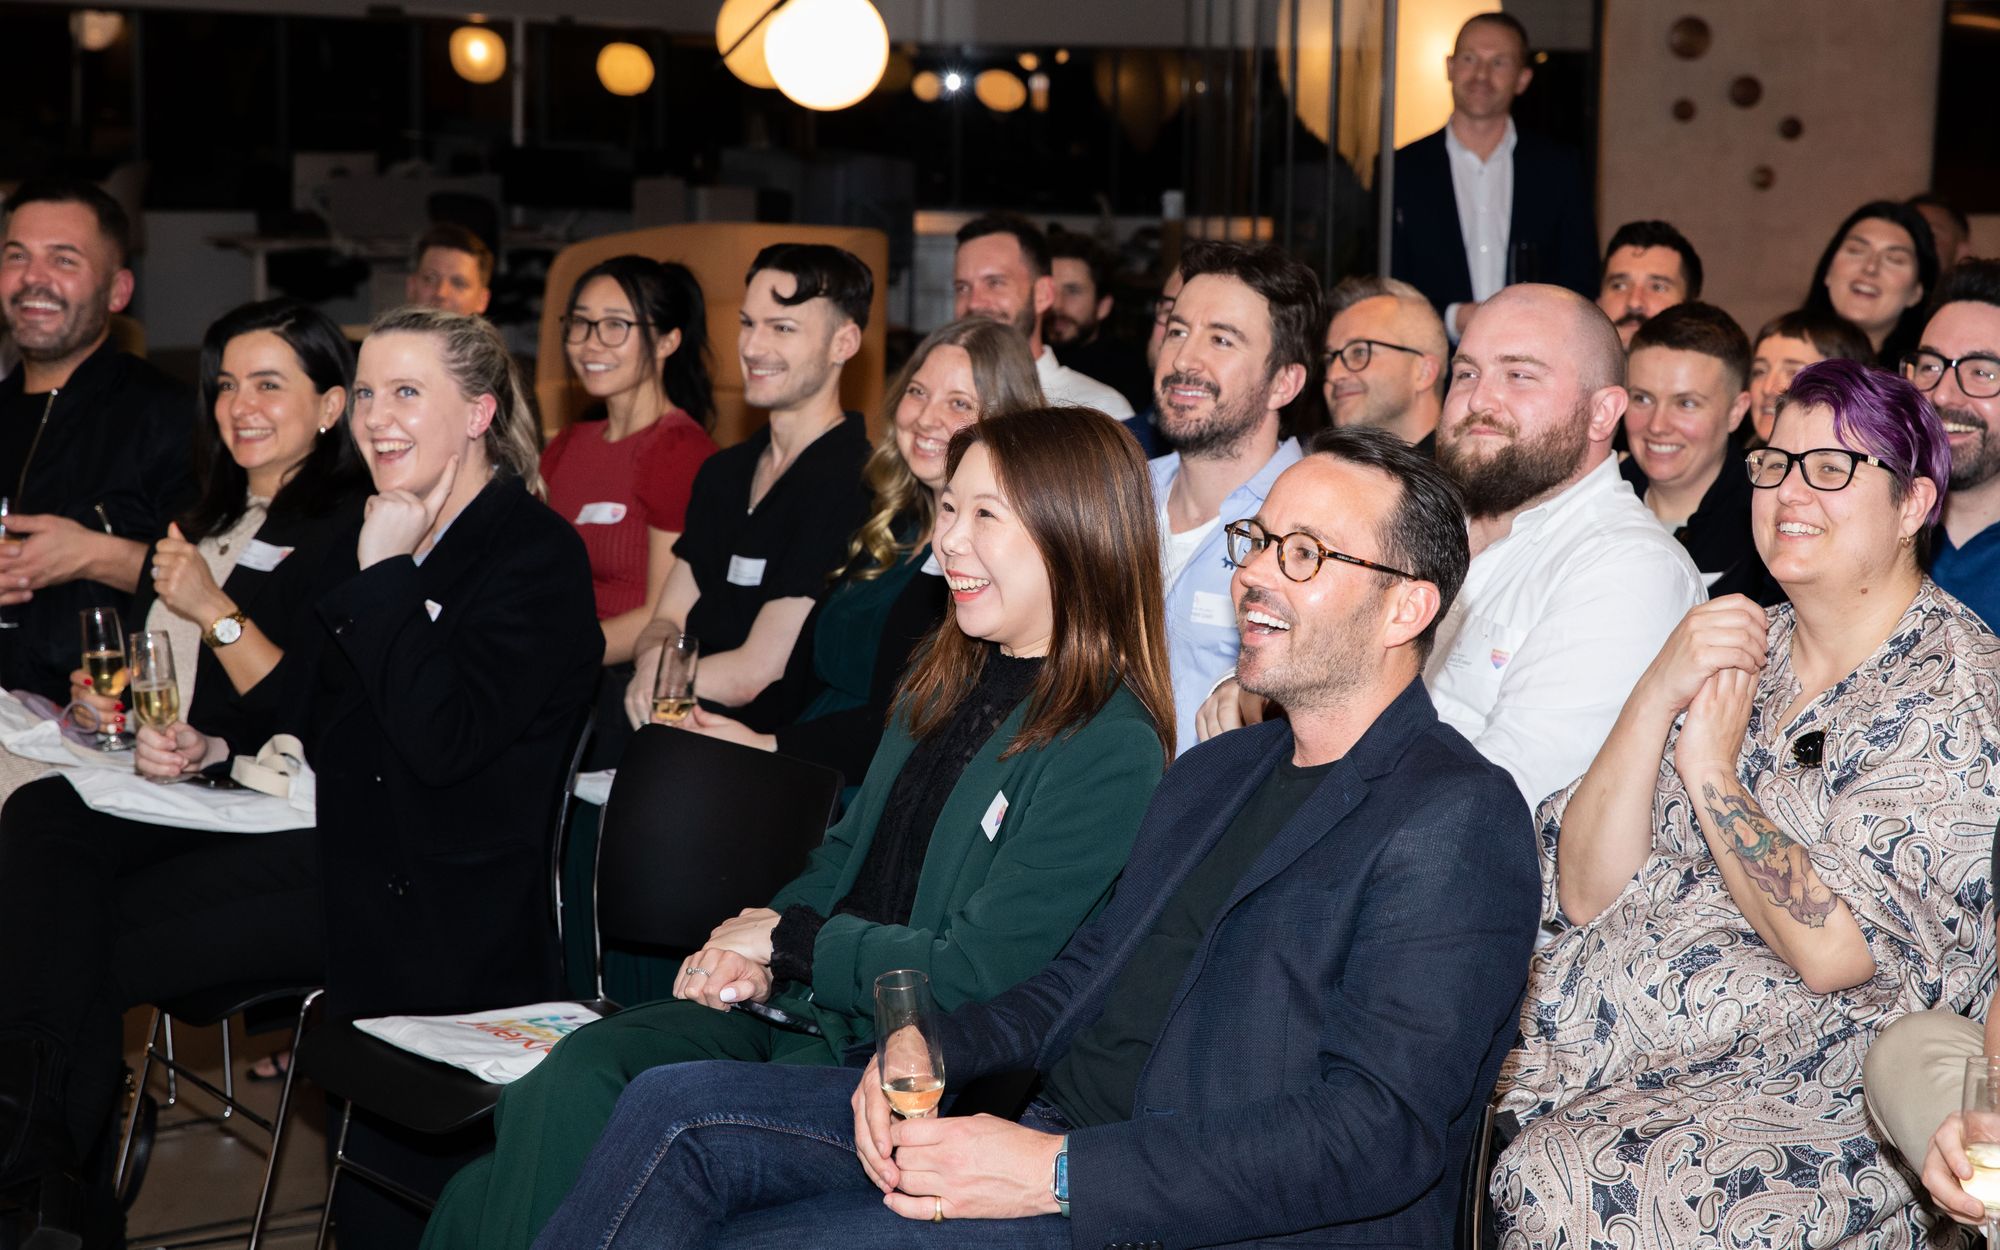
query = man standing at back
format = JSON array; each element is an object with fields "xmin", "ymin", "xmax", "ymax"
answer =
[
  {"xmin": 953, "ymin": 213, "xmax": 1133, "ymax": 421},
  {"xmin": 0, "ymin": 179, "xmax": 194, "ymax": 702},
  {"xmin": 1150, "ymin": 241, "xmax": 1313, "ymax": 754},
  {"xmin": 1391, "ymin": 13, "xmax": 1596, "ymax": 338}
]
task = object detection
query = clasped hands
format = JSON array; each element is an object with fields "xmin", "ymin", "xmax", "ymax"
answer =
[
  {"xmin": 671, "ymin": 906, "xmax": 780, "ymax": 1010},
  {"xmin": 1647, "ymin": 595, "xmax": 1770, "ymax": 787},
  {"xmin": 851, "ymin": 1051, "xmax": 1063, "ymax": 1222}
]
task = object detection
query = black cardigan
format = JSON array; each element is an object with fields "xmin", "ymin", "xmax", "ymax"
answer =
[{"xmin": 301, "ymin": 476, "xmax": 600, "ymax": 1019}]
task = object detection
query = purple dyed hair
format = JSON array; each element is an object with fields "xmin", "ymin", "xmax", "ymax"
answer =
[{"xmin": 1773, "ymin": 358, "xmax": 1949, "ymax": 526}]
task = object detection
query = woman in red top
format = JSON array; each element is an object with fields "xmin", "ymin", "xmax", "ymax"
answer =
[{"xmin": 542, "ymin": 256, "xmax": 719, "ymax": 763}]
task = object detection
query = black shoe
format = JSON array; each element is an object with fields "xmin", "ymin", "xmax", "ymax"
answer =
[
  {"xmin": 0, "ymin": 1036, "xmax": 74, "ymax": 1194},
  {"xmin": 0, "ymin": 1169, "xmax": 83, "ymax": 1250}
]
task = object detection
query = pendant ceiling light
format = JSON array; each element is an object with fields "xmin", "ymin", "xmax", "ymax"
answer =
[
  {"xmin": 715, "ymin": 0, "xmax": 778, "ymax": 89},
  {"xmin": 764, "ymin": 0, "xmax": 889, "ymax": 111},
  {"xmin": 449, "ymin": 24, "xmax": 506, "ymax": 84}
]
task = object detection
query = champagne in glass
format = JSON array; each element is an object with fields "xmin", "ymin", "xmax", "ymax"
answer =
[
  {"xmin": 80, "ymin": 607, "xmax": 133, "ymax": 748},
  {"xmin": 127, "ymin": 631, "xmax": 181, "ymax": 729},
  {"xmin": 0, "ymin": 497, "xmax": 20, "ymax": 631},
  {"xmin": 650, "ymin": 632, "xmax": 700, "ymax": 724},
  {"xmin": 874, "ymin": 969, "xmax": 945, "ymax": 1119},
  {"xmin": 1963, "ymin": 1057, "xmax": 2000, "ymax": 1241}
]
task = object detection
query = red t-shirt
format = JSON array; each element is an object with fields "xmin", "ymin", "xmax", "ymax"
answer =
[{"xmin": 541, "ymin": 410, "xmax": 717, "ymax": 619}]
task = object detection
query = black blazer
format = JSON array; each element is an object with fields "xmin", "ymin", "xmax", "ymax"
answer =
[
  {"xmin": 127, "ymin": 492, "xmax": 366, "ymax": 753},
  {"xmin": 1391, "ymin": 124, "xmax": 1598, "ymax": 315},
  {"xmin": 304, "ymin": 476, "xmax": 599, "ymax": 1020},
  {"xmin": 935, "ymin": 681, "xmax": 1540, "ymax": 1249}
]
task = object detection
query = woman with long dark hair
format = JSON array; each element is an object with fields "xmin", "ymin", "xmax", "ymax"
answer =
[
  {"xmin": 1802, "ymin": 201, "xmax": 1939, "ymax": 367},
  {"xmin": 422, "ymin": 407, "xmax": 1174, "ymax": 1250},
  {"xmin": 542, "ymin": 255, "xmax": 719, "ymax": 764}
]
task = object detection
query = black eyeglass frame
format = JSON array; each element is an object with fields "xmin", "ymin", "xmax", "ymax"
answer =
[
  {"xmin": 1322, "ymin": 338, "xmax": 1425, "ymax": 374},
  {"xmin": 1899, "ymin": 349, "xmax": 2000, "ymax": 400},
  {"xmin": 1223, "ymin": 519, "xmax": 1419, "ymax": 584},
  {"xmin": 560, "ymin": 314, "xmax": 656, "ymax": 348},
  {"xmin": 1743, "ymin": 447, "xmax": 1888, "ymax": 492}
]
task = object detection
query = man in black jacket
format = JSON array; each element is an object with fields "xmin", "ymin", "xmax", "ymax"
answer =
[
  {"xmin": 0, "ymin": 179, "xmax": 194, "ymax": 702},
  {"xmin": 1390, "ymin": 12, "xmax": 1596, "ymax": 338}
]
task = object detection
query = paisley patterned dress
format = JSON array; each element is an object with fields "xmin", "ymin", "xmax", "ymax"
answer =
[{"xmin": 1492, "ymin": 581, "xmax": 2000, "ymax": 1249}]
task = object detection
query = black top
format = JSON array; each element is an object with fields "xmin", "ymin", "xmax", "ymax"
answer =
[
  {"xmin": 673, "ymin": 410, "xmax": 872, "ymax": 732},
  {"xmin": 0, "ymin": 341, "xmax": 196, "ymax": 701},
  {"xmin": 769, "ymin": 650, "xmax": 1043, "ymax": 984},
  {"xmin": 1055, "ymin": 335, "xmax": 1155, "ymax": 414},
  {"xmin": 1619, "ymin": 436, "xmax": 1782, "ymax": 606},
  {"xmin": 1040, "ymin": 755, "xmax": 1336, "ymax": 1129}
]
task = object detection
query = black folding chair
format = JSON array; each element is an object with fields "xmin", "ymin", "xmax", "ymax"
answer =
[{"xmin": 296, "ymin": 725, "xmax": 838, "ymax": 1246}]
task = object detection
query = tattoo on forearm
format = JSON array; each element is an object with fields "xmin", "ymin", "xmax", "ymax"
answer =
[{"xmin": 1700, "ymin": 782, "xmax": 1837, "ymax": 928}]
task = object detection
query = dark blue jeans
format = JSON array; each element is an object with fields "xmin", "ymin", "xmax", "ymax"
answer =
[{"xmin": 530, "ymin": 1060, "xmax": 1075, "ymax": 1249}]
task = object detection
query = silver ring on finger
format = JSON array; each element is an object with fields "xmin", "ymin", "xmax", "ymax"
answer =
[{"xmin": 687, "ymin": 967, "xmax": 711, "ymax": 976}]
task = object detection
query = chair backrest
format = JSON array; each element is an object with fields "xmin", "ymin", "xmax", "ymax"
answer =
[
  {"xmin": 547, "ymin": 710, "xmax": 596, "ymax": 946},
  {"xmin": 593, "ymin": 727, "xmax": 841, "ymax": 986},
  {"xmin": 534, "ymin": 223, "xmax": 890, "ymax": 449}
]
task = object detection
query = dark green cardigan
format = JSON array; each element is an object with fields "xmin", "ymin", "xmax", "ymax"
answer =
[{"xmin": 765, "ymin": 681, "xmax": 1164, "ymax": 1059}]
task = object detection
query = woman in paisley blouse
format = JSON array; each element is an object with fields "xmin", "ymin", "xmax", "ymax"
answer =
[{"xmin": 1490, "ymin": 357, "xmax": 2000, "ymax": 1249}]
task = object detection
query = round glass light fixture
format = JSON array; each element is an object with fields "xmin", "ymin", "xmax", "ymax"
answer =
[
  {"xmin": 911, "ymin": 69, "xmax": 942, "ymax": 102},
  {"xmin": 449, "ymin": 25, "xmax": 506, "ymax": 84},
  {"xmin": 1017, "ymin": 51, "xmax": 1040, "ymax": 72},
  {"xmin": 597, "ymin": 42, "xmax": 655, "ymax": 96},
  {"xmin": 69, "ymin": 10, "xmax": 124, "ymax": 52},
  {"xmin": 715, "ymin": 0, "xmax": 778, "ymax": 90},
  {"xmin": 943, "ymin": 70, "xmax": 964, "ymax": 93},
  {"xmin": 764, "ymin": 0, "xmax": 889, "ymax": 111},
  {"xmin": 975, "ymin": 69, "xmax": 1028, "ymax": 113}
]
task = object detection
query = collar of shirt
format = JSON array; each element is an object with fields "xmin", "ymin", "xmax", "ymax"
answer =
[
  {"xmin": 1148, "ymin": 436, "xmax": 1305, "ymax": 544},
  {"xmin": 1443, "ymin": 116, "xmax": 1518, "ymax": 168},
  {"xmin": 1491, "ymin": 455, "xmax": 1626, "ymax": 551}
]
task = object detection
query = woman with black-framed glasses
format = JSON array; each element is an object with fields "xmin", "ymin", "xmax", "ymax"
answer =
[
  {"xmin": 543, "ymin": 255, "xmax": 720, "ymax": 765},
  {"xmin": 1491, "ymin": 357, "xmax": 2000, "ymax": 1248}
]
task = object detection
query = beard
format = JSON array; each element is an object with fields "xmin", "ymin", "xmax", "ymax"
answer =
[
  {"xmin": 1236, "ymin": 582, "xmax": 1380, "ymax": 715},
  {"xmin": 1436, "ymin": 402, "xmax": 1592, "ymax": 519},
  {"xmin": 1044, "ymin": 310, "xmax": 1095, "ymax": 346},
  {"xmin": 7, "ymin": 283, "xmax": 112, "ymax": 363},
  {"xmin": 1156, "ymin": 371, "xmax": 1269, "ymax": 458},
  {"xmin": 1941, "ymin": 404, "xmax": 2000, "ymax": 491}
]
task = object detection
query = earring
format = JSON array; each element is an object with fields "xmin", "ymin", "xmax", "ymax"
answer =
[
  {"xmin": 1899, "ymin": 533, "xmax": 1914, "ymax": 548},
  {"xmin": 316, "ymin": 425, "xmax": 329, "ymax": 435}
]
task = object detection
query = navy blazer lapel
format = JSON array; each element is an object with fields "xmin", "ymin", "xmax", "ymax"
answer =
[{"xmin": 1420, "ymin": 130, "xmax": 1474, "ymax": 300}]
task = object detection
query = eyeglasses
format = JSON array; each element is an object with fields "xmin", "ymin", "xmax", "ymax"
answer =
[
  {"xmin": 1223, "ymin": 519, "xmax": 1418, "ymax": 584},
  {"xmin": 1743, "ymin": 446, "xmax": 1888, "ymax": 492},
  {"xmin": 1323, "ymin": 338, "xmax": 1424, "ymax": 374},
  {"xmin": 1901, "ymin": 349, "xmax": 2000, "ymax": 400},
  {"xmin": 561, "ymin": 314, "xmax": 651, "ymax": 348}
]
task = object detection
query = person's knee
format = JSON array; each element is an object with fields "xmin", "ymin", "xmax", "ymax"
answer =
[{"xmin": 1867, "ymin": 1009, "xmax": 1974, "ymax": 1089}]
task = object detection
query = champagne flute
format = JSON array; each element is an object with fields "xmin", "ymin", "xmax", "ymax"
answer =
[
  {"xmin": 0, "ymin": 497, "xmax": 20, "ymax": 631},
  {"xmin": 80, "ymin": 606, "xmax": 132, "ymax": 749},
  {"xmin": 127, "ymin": 631, "xmax": 182, "ymax": 780},
  {"xmin": 650, "ymin": 632, "xmax": 700, "ymax": 724},
  {"xmin": 1963, "ymin": 1057, "xmax": 2000, "ymax": 1242},
  {"xmin": 874, "ymin": 969, "xmax": 945, "ymax": 1119}
]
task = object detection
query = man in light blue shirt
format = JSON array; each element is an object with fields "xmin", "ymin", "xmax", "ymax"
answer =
[{"xmin": 1146, "ymin": 241, "xmax": 1318, "ymax": 753}]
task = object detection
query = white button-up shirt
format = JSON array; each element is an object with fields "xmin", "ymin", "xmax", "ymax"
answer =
[
  {"xmin": 1442, "ymin": 118, "xmax": 1517, "ymax": 335},
  {"xmin": 1036, "ymin": 346, "xmax": 1135, "ymax": 419},
  {"xmin": 1425, "ymin": 456, "xmax": 1706, "ymax": 809}
]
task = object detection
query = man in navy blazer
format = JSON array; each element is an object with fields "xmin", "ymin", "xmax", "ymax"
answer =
[
  {"xmin": 528, "ymin": 428, "xmax": 1540, "ymax": 1250},
  {"xmin": 1390, "ymin": 12, "xmax": 1596, "ymax": 337}
]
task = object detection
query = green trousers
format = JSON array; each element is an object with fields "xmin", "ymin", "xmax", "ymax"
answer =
[{"xmin": 418, "ymin": 998, "xmax": 840, "ymax": 1250}]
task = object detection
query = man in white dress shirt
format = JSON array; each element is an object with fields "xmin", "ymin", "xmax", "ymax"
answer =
[
  {"xmin": 952, "ymin": 213, "xmax": 1134, "ymax": 421},
  {"xmin": 1200, "ymin": 285, "xmax": 1704, "ymax": 809}
]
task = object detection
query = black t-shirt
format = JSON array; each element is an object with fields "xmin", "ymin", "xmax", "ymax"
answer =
[
  {"xmin": 1041, "ymin": 755, "xmax": 1337, "ymax": 1129},
  {"xmin": 1054, "ymin": 335, "xmax": 1154, "ymax": 414},
  {"xmin": 1619, "ymin": 436, "xmax": 1781, "ymax": 606},
  {"xmin": 673, "ymin": 410, "xmax": 872, "ymax": 730}
]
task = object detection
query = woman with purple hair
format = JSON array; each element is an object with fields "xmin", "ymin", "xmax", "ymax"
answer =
[{"xmin": 1490, "ymin": 358, "xmax": 2000, "ymax": 1247}]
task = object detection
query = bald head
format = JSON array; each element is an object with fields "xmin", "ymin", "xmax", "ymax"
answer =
[
  {"xmin": 1477, "ymin": 284, "xmax": 1626, "ymax": 394},
  {"xmin": 1323, "ymin": 280, "xmax": 1450, "ymax": 442}
]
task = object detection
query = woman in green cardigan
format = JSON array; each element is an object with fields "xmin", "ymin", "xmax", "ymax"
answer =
[{"xmin": 422, "ymin": 407, "xmax": 1175, "ymax": 1250}]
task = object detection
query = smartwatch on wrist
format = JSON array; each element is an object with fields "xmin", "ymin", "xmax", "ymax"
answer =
[
  {"xmin": 202, "ymin": 609, "xmax": 247, "ymax": 648},
  {"xmin": 1051, "ymin": 1135, "xmax": 1069, "ymax": 1217}
]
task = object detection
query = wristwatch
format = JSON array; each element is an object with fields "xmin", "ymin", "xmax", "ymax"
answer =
[
  {"xmin": 1051, "ymin": 1135, "xmax": 1069, "ymax": 1217},
  {"xmin": 202, "ymin": 609, "xmax": 248, "ymax": 648}
]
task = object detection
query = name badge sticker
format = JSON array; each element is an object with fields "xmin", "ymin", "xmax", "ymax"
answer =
[
  {"xmin": 920, "ymin": 551, "xmax": 943, "ymax": 576},
  {"xmin": 424, "ymin": 599, "xmax": 444, "ymax": 622},
  {"xmin": 236, "ymin": 539, "xmax": 293, "ymax": 573},
  {"xmin": 726, "ymin": 555, "xmax": 768, "ymax": 587},
  {"xmin": 574, "ymin": 502, "xmax": 628, "ymax": 526},
  {"xmin": 1190, "ymin": 590, "xmax": 1234, "ymax": 628},
  {"xmin": 980, "ymin": 790, "xmax": 1009, "ymax": 841}
]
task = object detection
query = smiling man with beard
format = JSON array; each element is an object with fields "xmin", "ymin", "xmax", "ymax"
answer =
[
  {"xmin": 1905, "ymin": 259, "xmax": 2000, "ymax": 631},
  {"xmin": 1148, "ymin": 241, "xmax": 1316, "ymax": 753},
  {"xmin": 0, "ymin": 179, "xmax": 193, "ymax": 703},
  {"xmin": 1422, "ymin": 284, "xmax": 1705, "ymax": 806}
]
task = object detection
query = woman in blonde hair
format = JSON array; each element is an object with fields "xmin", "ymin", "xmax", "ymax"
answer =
[{"xmin": 670, "ymin": 317, "xmax": 1044, "ymax": 784}]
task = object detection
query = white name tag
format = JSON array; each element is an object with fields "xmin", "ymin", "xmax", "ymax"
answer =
[
  {"xmin": 726, "ymin": 555, "xmax": 767, "ymax": 587},
  {"xmin": 424, "ymin": 599, "xmax": 443, "ymax": 622},
  {"xmin": 1190, "ymin": 589, "xmax": 1234, "ymax": 628},
  {"xmin": 920, "ymin": 551, "xmax": 942, "ymax": 576},
  {"xmin": 574, "ymin": 501, "xmax": 628, "ymax": 526},
  {"xmin": 980, "ymin": 790, "xmax": 1009, "ymax": 841},
  {"xmin": 236, "ymin": 539, "xmax": 293, "ymax": 573}
]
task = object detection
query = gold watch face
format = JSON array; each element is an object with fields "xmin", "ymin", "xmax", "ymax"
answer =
[{"xmin": 209, "ymin": 614, "xmax": 243, "ymax": 645}]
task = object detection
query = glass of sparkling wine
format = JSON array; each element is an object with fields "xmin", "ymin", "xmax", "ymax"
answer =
[
  {"xmin": 80, "ymin": 606, "xmax": 133, "ymax": 749},
  {"xmin": 1963, "ymin": 1057, "xmax": 2000, "ymax": 1239},
  {"xmin": 874, "ymin": 969, "xmax": 945, "ymax": 1120},
  {"xmin": 0, "ymin": 497, "xmax": 20, "ymax": 631},
  {"xmin": 650, "ymin": 632, "xmax": 700, "ymax": 724},
  {"xmin": 127, "ymin": 631, "xmax": 182, "ymax": 780}
]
